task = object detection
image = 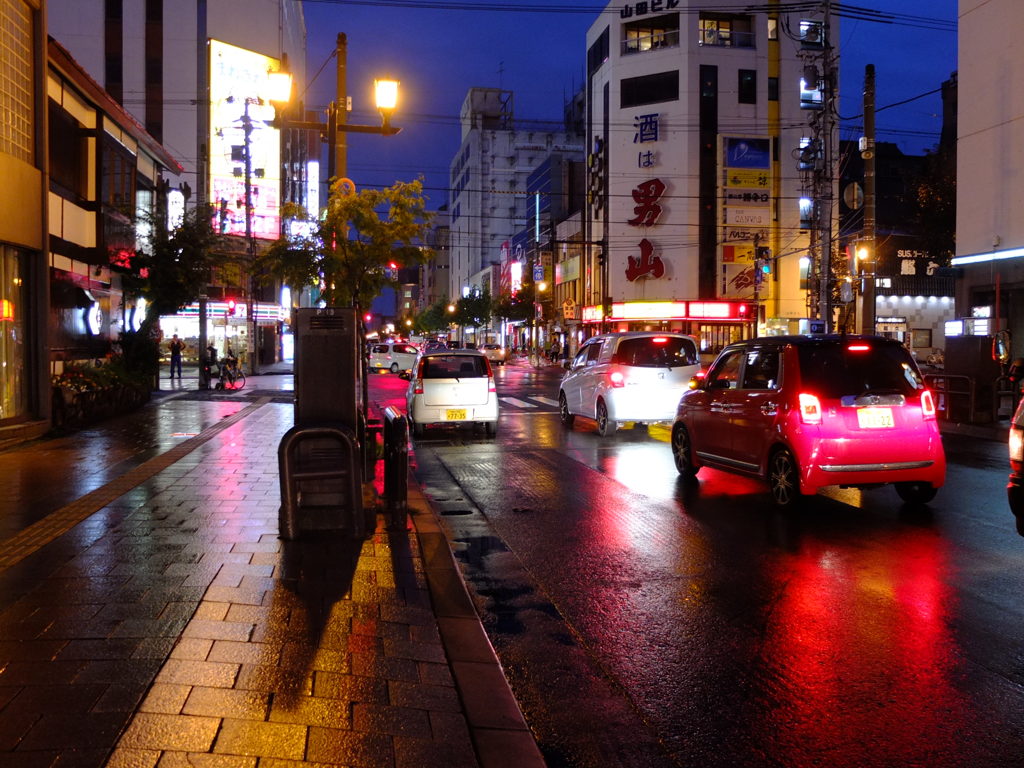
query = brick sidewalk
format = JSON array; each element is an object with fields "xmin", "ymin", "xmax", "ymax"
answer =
[{"xmin": 0, "ymin": 398, "xmax": 542, "ymax": 768}]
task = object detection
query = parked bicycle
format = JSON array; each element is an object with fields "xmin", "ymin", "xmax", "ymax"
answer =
[{"xmin": 214, "ymin": 350, "xmax": 246, "ymax": 390}]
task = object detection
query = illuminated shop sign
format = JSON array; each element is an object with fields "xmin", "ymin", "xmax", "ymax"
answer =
[
  {"xmin": 581, "ymin": 301, "xmax": 749, "ymax": 322},
  {"xmin": 209, "ymin": 39, "xmax": 283, "ymax": 241}
]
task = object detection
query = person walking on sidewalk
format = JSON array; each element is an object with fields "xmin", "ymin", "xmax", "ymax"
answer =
[{"xmin": 169, "ymin": 334, "xmax": 184, "ymax": 379}]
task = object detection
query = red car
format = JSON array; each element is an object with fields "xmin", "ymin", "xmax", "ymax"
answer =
[{"xmin": 672, "ymin": 335, "xmax": 946, "ymax": 507}]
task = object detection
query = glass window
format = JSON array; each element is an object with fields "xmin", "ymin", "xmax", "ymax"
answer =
[
  {"xmin": 0, "ymin": 0, "xmax": 33, "ymax": 163},
  {"xmin": 0, "ymin": 246, "xmax": 26, "ymax": 421},
  {"xmin": 705, "ymin": 350, "xmax": 743, "ymax": 390},
  {"xmin": 622, "ymin": 13, "xmax": 680, "ymax": 55},
  {"xmin": 585, "ymin": 341, "xmax": 603, "ymax": 365},
  {"xmin": 741, "ymin": 348, "xmax": 779, "ymax": 390},
  {"xmin": 738, "ymin": 69, "xmax": 757, "ymax": 104},
  {"xmin": 621, "ymin": 70, "xmax": 679, "ymax": 109},
  {"xmin": 698, "ymin": 14, "xmax": 755, "ymax": 48},
  {"xmin": 422, "ymin": 355, "xmax": 485, "ymax": 378},
  {"xmin": 616, "ymin": 336, "xmax": 698, "ymax": 368},
  {"xmin": 796, "ymin": 341, "xmax": 922, "ymax": 398}
]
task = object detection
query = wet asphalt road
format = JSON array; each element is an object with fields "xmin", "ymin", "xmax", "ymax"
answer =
[{"xmin": 372, "ymin": 362, "xmax": 1024, "ymax": 768}]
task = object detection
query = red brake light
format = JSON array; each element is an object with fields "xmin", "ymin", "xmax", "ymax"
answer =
[
  {"xmin": 651, "ymin": 337, "xmax": 668, "ymax": 344},
  {"xmin": 847, "ymin": 344, "xmax": 870, "ymax": 352},
  {"xmin": 798, "ymin": 392, "xmax": 822, "ymax": 424},
  {"xmin": 609, "ymin": 370, "xmax": 626, "ymax": 388},
  {"xmin": 921, "ymin": 389, "xmax": 936, "ymax": 420}
]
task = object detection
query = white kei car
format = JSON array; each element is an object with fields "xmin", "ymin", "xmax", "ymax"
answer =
[
  {"xmin": 558, "ymin": 331, "xmax": 701, "ymax": 437},
  {"xmin": 406, "ymin": 350, "xmax": 499, "ymax": 437}
]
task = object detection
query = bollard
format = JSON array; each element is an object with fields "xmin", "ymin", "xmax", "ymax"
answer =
[{"xmin": 382, "ymin": 406, "xmax": 408, "ymax": 528}]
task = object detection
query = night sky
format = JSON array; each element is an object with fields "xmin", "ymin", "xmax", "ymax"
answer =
[{"xmin": 299, "ymin": 0, "xmax": 957, "ymax": 210}]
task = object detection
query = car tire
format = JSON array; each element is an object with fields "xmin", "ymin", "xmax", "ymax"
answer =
[
  {"xmin": 671, "ymin": 424, "xmax": 699, "ymax": 478},
  {"xmin": 412, "ymin": 420, "xmax": 424, "ymax": 438},
  {"xmin": 390, "ymin": 362, "xmax": 400, "ymax": 374},
  {"xmin": 596, "ymin": 399, "xmax": 617, "ymax": 437},
  {"xmin": 485, "ymin": 421, "xmax": 497, "ymax": 437},
  {"xmin": 559, "ymin": 392, "xmax": 575, "ymax": 428},
  {"xmin": 894, "ymin": 481, "xmax": 937, "ymax": 505},
  {"xmin": 768, "ymin": 448, "xmax": 801, "ymax": 508}
]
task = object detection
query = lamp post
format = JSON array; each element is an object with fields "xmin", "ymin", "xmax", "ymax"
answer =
[{"xmin": 857, "ymin": 245, "xmax": 875, "ymax": 335}]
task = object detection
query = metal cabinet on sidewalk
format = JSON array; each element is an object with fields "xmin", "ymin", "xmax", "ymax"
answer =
[{"xmin": 279, "ymin": 308, "xmax": 369, "ymax": 539}]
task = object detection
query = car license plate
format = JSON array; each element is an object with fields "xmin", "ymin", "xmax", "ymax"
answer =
[
  {"xmin": 445, "ymin": 409, "xmax": 467, "ymax": 421},
  {"xmin": 857, "ymin": 407, "xmax": 894, "ymax": 428}
]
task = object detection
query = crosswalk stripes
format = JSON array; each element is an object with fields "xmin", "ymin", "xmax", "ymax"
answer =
[{"xmin": 498, "ymin": 395, "xmax": 558, "ymax": 411}]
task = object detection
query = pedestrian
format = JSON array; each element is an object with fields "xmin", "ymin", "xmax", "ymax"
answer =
[{"xmin": 169, "ymin": 334, "xmax": 184, "ymax": 379}]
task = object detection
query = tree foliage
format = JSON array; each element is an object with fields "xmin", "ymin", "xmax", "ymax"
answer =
[
  {"xmin": 113, "ymin": 204, "xmax": 226, "ymax": 377},
  {"xmin": 454, "ymin": 290, "xmax": 492, "ymax": 329},
  {"xmin": 414, "ymin": 299, "xmax": 454, "ymax": 335},
  {"xmin": 493, "ymin": 285, "xmax": 535, "ymax": 323},
  {"xmin": 260, "ymin": 178, "xmax": 434, "ymax": 312}
]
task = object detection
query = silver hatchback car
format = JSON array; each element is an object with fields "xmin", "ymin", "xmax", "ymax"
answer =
[{"xmin": 558, "ymin": 331, "xmax": 701, "ymax": 436}]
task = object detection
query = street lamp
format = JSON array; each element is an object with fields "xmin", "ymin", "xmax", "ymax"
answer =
[{"xmin": 857, "ymin": 245, "xmax": 875, "ymax": 335}]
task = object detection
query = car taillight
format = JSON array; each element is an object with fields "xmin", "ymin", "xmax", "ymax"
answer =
[
  {"xmin": 488, "ymin": 377, "xmax": 496, "ymax": 393},
  {"xmin": 920, "ymin": 389, "xmax": 936, "ymax": 420},
  {"xmin": 609, "ymin": 370, "xmax": 626, "ymax": 388},
  {"xmin": 1011, "ymin": 427, "xmax": 1024, "ymax": 463},
  {"xmin": 798, "ymin": 392, "xmax": 822, "ymax": 425},
  {"xmin": 413, "ymin": 381, "xmax": 424, "ymax": 395}
]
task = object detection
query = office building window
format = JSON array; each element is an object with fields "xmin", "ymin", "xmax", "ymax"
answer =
[
  {"xmin": 0, "ymin": 0, "xmax": 33, "ymax": 162},
  {"xmin": 622, "ymin": 13, "xmax": 679, "ymax": 55},
  {"xmin": 738, "ymin": 69, "xmax": 757, "ymax": 104},
  {"xmin": 621, "ymin": 70, "xmax": 679, "ymax": 108},
  {"xmin": 698, "ymin": 13, "xmax": 754, "ymax": 48}
]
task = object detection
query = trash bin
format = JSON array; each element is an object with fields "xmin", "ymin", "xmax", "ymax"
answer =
[{"xmin": 278, "ymin": 308, "xmax": 368, "ymax": 539}]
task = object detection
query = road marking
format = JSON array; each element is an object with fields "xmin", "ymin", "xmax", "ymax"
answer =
[
  {"xmin": 532, "ymin": 396, "xmax": 559, "ymax": 407},
  {"xmin": 501, "ymin": 397, "xmax": 536, "ymax": 408}
]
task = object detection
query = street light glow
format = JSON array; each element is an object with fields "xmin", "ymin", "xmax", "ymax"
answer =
[
  {"xmin": 266, "ymin": 70, "xmax": 293, "ymax": 103},
  {"xmin": 375, "ymin": 79, "xmax": 399, "ymax": 112}
]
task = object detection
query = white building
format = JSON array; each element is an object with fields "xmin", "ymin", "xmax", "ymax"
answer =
[
  {"xmin": 448, "ymin": 88, "xmax": 584, "ymax": 300},
  {"xmin": 953, "ymin": 0, "xmax": 1024, "ymax": 357},
  {"xmin": 47, "ymin": 0, "xmax": 309, "ymax": 365},
  {"xmin": 584, "ymin": 0, "xmax": 832, "ymax": 351}
]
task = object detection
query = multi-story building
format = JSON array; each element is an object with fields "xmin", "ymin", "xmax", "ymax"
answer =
[
  {"xmin": 952, "ymin": 0, "xmax": 1024, "ymax": 358},
  {"xmin": 584, "ymin": 0, "xmax": 832, "ymax": 354},
  {"xmin": 0, "ymin": 0, "xmax": 49, "ymax": 446},
  {"xmin": 448, "ymin": 87, "xmax": 585, "ymax": 302},
  {"xmin": 47, "ymin": 0, "xmax": 309, "ymax": 365}
]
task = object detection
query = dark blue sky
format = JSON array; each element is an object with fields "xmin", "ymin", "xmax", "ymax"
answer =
[{"xmin": 300, "ymin": 0, "xmax": 957, "ymax": 210}]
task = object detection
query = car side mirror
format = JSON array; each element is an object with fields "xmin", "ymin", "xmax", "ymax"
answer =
[
  {"xmin": 399, "ymin": 370, "xmax": 411, "ymax": 381},
  {"xmin": 562, "ymin": 360, "xmax": 571, "ymax": 370}
]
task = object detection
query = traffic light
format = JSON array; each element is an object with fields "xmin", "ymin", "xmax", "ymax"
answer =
[
  {"xmin": 226, "ymin": 298, "xmax": 237, "ymax": 316},
  {"xmin": 755, "ymin": 247, "xmax": 771, "ymax": 286}
]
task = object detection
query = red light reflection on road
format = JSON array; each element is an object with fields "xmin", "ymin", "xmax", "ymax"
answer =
[{"xmin": 761, "ymin": 531, "xmax": 969, "ymax": 763}]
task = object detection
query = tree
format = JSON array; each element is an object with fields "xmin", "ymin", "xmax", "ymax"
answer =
[
  {"xmin": 455, "ymin": 289, "xmax": 492, "ymax": 329},
  {"xmin": 261, "ymin": 178, "xmax": 434, "ymax": 314},
  {"xmin": 414, "ymin": 299, "xmax": 454, "ymax": 335},
  {"xmin": 113, "ymin": 204, "xmax": 226, "ymax": 378}
]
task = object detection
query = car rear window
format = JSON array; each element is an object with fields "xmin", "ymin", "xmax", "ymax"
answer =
[
  {"xmin": 796, "ymin": 342, "xmax": 923, "ymax": 397},
  {"xmin": 421, "ymin": 355, "xmax": 487, "ymax": 378},
  {"xmin": 616, "ymin": 336, "xmax": 698, "ymax": 368}
]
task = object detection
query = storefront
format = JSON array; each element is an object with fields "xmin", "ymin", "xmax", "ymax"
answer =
[{"xmin": 0, "ymin": 245, "xmax": 27, "ymax": 423}]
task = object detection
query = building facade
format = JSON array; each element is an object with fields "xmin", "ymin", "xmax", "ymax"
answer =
[
  {"xmin": 448, "ymin": 87, "xmax": 585, "ymax": 302},
  {"xmin": 0, "ymin": 0, "xmax": 48, "ymax": 445},
  {"xmin": 952, "ymin": 0, "xmax": 1024, "ymax": 360},
  {"xmin": 584, "ymin": 0, "xmax": 832, "ymax": 354},
  {"xmin": 47, "ymin": 0, "xmax": 310, "ymax": 366}
]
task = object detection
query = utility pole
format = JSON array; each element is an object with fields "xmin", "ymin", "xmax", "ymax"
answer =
[
  {"xmin": 861, "ymin": 64, "xmax": 876, "ymax": 336},
  {"xmin": 333, "ymin": 33, "xmax": 348, "ymax": 182},
  {"xmin": 802, "ymin": 1, "xmax": 837, "ymax": 332},
  {"xmin": 241, "ymin": 99, "xmax": 259, "ymax": 375}
]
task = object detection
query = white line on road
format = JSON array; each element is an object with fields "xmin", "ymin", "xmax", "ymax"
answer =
[
  {"xmin": 501, "ymin": 397, "xmax": 537, "ymax": 408},
  {"xmin": 531, "ymin": 396, "xmax": 559, "ymax": 407}
]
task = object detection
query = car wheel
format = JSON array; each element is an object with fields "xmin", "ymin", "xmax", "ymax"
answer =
[
  {"xmin": 485, "ymin": 421, "xmax": 497, "ymax": 437},
  {"xmin": 894, "ymin": 481, "xmax": 937, "ymax": 505},
  {"xmin": 768, "ymin": 448, "xmax": 801, "ymax": 507},
  {"xmin": 671, "ymin": 424, "xmax": 699, "ymax": 478},
  {"xmin": 390, "ymin": 362, "xmax": 400, "ymax": 374},
  {"xmin": 596, "ymin": 399, "xmax": 617, "ymax": 437},
  {"xmin": 412, "ymin": 420, "xmax": 424, "ymax": 438},
  {"xmin": 558, "ymin": 392, "xmax": 575, "ymax": 428}
]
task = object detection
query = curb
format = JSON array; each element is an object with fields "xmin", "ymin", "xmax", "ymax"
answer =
[{"xmin": 405, "ymin": 475, "xmax": 546, "ymax": 768}]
